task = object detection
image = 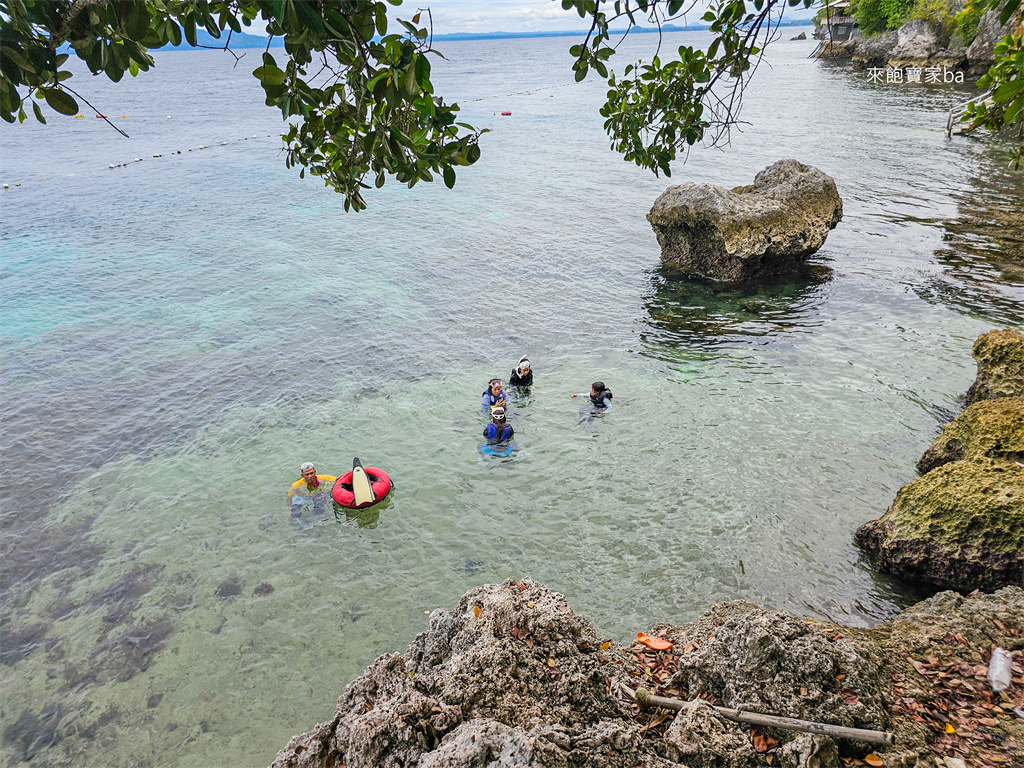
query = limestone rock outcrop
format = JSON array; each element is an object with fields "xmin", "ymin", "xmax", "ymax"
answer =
[
  {"xmin": 855, "ymin": 458, "xmax": 1024, "ymax": 592},
  {"xmin": 646, "ymin": 160, "xmax": 843, "ymax": 281},
  {"xmin": 850, "ymin": 31, "xmax": 898, "ymax": 67},
  {"xmin": 967, "ymin": 9, "xmax": 1018, "ymax": 69},
  {"xmin": 965, "ymin": 327, "xmax": 1024, "ymax": 405},
  {"xmin": 890, "ymin": 19, "xmax": 942, "ymax": 62},
  {"xmin": 917, "ymin": 397, "xmax": 1024, "ymax": 473},
  {"xmin": 270, "ymin": 581, "xmax": 1024, "ymax": 768}
]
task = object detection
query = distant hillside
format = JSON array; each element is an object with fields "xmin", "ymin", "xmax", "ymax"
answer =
[{"xmin": 160, "ymin": 22, "xmax": 813, "ymax": 48}]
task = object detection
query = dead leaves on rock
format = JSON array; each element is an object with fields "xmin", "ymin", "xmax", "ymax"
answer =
[{"xmin": 893, "ymin": 634, "xmax": 1023, "ymax": 768}]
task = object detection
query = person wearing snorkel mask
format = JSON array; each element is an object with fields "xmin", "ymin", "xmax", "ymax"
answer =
[
  {"xmin": 482, "ymin": 378, "xmax": 509, "ymax": 409},
  {"xmin": 509, "ymin": 356, "xmax": 533, "ymax": 387},
  {"xmin": 483, "ymin": 406, "xmax": 514, "ymax": 442}
]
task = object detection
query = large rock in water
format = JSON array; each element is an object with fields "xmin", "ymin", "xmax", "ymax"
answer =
[
  {"xmin": 646, "ymin": 160, "xmax": 843, "ymax": 281},
  {"xmin": 855, "ymin": 458, "xmax": 1024, "ymax": 592},
  {"xmin": 917, "ymin": 397, "xmax": 1024, "ymax": 474},
  {"xmin": 270, "ymin": 581, "xmax": 1024, "ymax": 768},
  {"xmin": 965, "ymin": 327, "xmax": 1024, "ymax": 405}
]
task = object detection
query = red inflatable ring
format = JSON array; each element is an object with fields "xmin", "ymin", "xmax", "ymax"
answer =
[{"xmin": 332, "ymin": 467, "xmax": 392, "ymax": 509}]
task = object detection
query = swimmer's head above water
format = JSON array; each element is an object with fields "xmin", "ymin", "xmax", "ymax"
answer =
[{"xmin": 300, "ymin": 462, "xmax": 318, "ymax": 486}]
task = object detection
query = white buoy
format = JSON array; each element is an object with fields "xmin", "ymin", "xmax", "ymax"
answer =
[
  {"xmin": 252, "ymin": 134, "xmax": 257, "ymax": 138},
  {"xmin": 134, "ymin": 158, "xmax": 142, "ymax": 162},
  {"xmin": 109, "ymin": 164, "xmax": 115, "ymax": 169},
  {"xmin": 220, "ymin": 141, "xmax": 228, "ymax": 145},
  {"xmin": 167, "ymin": 115, "xmax": 172, "ymax": 119},
  {"xmin": 153, "ymin": 154, "xmax": 161, "ymax": 158},
  {"xmin": 2, "ymin": 184, "xmax": 8, "ymax": 189}
]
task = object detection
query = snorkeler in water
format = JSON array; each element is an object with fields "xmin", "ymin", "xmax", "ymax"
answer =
[
  {"xmin": 483, "ymin": 406, "xmax": 515, "ymax": 442},
  {"xmin": 287, "ymin": 462, "xmax": 336, "ymax": 518},
  {"xmin": 482, "ymin": 378, "xmax": 510, "ymax": 410},
  {"xmin": 509, "ymin": 356, "xmax": 533, "ymax": 387},
  {"xmin": 571, "ymin": 381, "xmax": 614, "ymax": 409}
]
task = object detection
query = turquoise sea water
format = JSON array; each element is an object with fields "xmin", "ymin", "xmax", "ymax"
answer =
[{"xmin": 1, "ymin": 29, "xmax": 1022, "ymax": 767}]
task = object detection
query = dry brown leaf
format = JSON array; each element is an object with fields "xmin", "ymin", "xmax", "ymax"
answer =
[
  {"xmin": 800, "ymin": 687, "xmax": 809, "ymax": 696},
  {"xmin": 473, "ymin": 605, "xmax": 482, "ymax": 618},
  {"xmin": 527, "ymin": 601, "xmax": 534, "ymax": 608},
  {"xmin": 526, "ymin": 638, "xmax": 533, "ymax": 649},
  {"xmin": 547, "ymin": 658, "xmax": 556, "ymax": 667},
  {"xmin": 945, "ymin": 723, "xmax": 956, "ymax": 734},
  {"xmin": 864, "ymin": 754, "xmax": 883, "ymax": 767},
  {"xmin": 601, "ymin": 641, "xmax": 610, "ymax": 650}
]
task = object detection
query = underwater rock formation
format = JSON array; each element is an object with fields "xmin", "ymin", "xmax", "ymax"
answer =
[{"xmin": 647, "ymin": 160, "xmax": 843, "ymax": 281}]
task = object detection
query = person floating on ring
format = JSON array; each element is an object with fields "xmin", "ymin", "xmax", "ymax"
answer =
[{"xmin": 287, "ymin": 462, "xmax": 336, "ymax": 518}]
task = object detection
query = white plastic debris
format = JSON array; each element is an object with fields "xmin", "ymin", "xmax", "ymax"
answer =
[{"xmin": 988, "ymin": 647, "xmax": 1013, "ymax": 691}]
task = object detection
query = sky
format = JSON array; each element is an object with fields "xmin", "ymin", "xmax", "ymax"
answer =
[{"xmin": 409, "ymin": 1, "xmax": 815, "ymax": 33}]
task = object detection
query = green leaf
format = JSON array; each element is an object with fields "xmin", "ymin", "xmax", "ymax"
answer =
[
  {"xmin": 40, "ymin": 87, "xmax": 78, "ymax": 116},
  {"xmin": 32, "ymin": 100, "xmax": 45, "ymax": 123},
  {"xmin": 992, "ymin": 79, "xmax": 1023, "ymax": 102},
  {"xmin": 414, "ymin": 54, "xmax": 431, "ymax": 91},
  {"xmin": 443, "ymin": 165, "xmax": 455, "ymax": 189},
  {"xmin": 253, "ymin": 65, "xmax": 287, "ymax": 85}
]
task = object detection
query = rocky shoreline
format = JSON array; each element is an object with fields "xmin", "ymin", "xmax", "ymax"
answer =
[
  {"xmin": 271, "ymin": 331, "xmax": 1024, "ymax": 768},
  {"xmin": 856, "ymin": 328, "xmax": 1024, "ymax": 593},
  {"xmin": 270, "ymin": 580, "xmax": 1023, "ymax": 768},
  {"xmin": 815, "ymin": 10, "xmax": 1015, "ymax": 74}
]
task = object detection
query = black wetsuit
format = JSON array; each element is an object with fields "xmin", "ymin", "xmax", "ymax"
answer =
[{"xmin": 509, "ymin": 368, "xmax": 533, "ymax": 386}]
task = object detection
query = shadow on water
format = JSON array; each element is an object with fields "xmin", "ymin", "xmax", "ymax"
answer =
[
  {"xmin": 638, "ymin": 261, "xmax": 834, "ymax": 361},
  {"xmin": 918, "ymin": 153, "xmax": 1024, "ymax": 326}
]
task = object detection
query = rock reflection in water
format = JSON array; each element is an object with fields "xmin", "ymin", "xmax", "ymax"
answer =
[
  {"xmin": 639, "ymin": 262, "xmax": 833, "ymax": 358},
  {"xmin": 921, "ymin": 156, "xmax": 1024, "ymax": 326}
]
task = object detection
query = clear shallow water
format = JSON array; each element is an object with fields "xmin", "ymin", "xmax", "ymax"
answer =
[{"xmin": 1, "ymin": 29, "xmax": 1022, "ymax": 768}]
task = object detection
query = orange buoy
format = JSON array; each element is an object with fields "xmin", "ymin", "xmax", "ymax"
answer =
[{"xmin": 500, "ymin": 110, "xmax": 512, "ymax": 116}]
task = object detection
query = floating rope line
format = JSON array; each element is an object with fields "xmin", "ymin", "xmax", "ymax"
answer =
[
  {"xmin": 1, "ymin": 85, "xmax": 572, "ymax": 189},
  {"xmin": 468, "ymin": 81, "xmax": 573, "ymax": 103},
  {"xmin": 1, "ymin": 132, "xmax": 283, "ymax": 189}
]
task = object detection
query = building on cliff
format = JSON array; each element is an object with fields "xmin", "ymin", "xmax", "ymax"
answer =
[{"xmin": 814, "ymin": 0, "xmax": 861, "ymax": 43}]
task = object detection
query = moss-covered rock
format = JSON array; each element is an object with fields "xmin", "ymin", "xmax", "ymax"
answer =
[
  {"xmin": 965, "ymin": 328, "xmax": 1024, "ymax": 405},
  {"xmin": 855, "ymin": 458, "xmax": 1024, "ymax": 592},
  {"xmin": 917, "ymin": 397, "xmax": 1024, "ymax": 474}
]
